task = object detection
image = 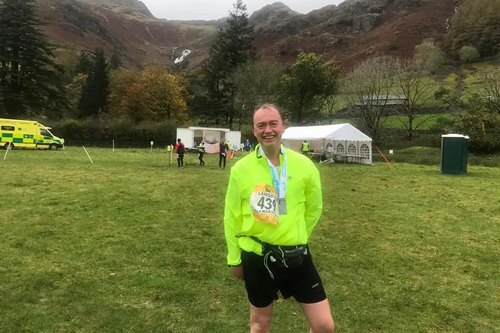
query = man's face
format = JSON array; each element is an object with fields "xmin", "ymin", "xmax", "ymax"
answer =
[{"xmin": 253, "ymin": 107, "xmax": 286, "ymax": 149}]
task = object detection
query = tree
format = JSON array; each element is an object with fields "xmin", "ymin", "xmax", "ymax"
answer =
[
  {"xmin": 65, "ymin": 73, "xmax": 87, "ymax": 118},
  {"xmin": 414, "ymin": 39, "xmax": 447, "ymax": 73},
  {"xmin": 73, "ymin": 52, "xmax": 94, "ymax": 76},
  {"xmin": 77, "ymin": 48, "xmax": 110, "ymax": 118},
  {"xmin": 200, "ymin": 0, "xmax": 255, "ymax": 127},
  {"xmin": 232, "ymin": 60, "xmax": 285, "ymax": 128},
  {"xmin": 459, "ymin": 45, "xmax": 480, "ymax": 64},
  {"xmin": 0, "ymin": 0, "xmax": 67, "ymax": 119},
  {"xmin": 109, "ymin": 68, "xmax": 141, "ymax": 116},
  {"xmin": 478, "ymin": 67, "xmax": 500, "ymax": 115},
  {"xmin": 120, "ymin": 65, "xmax": 188, "ymax": 123},
  {"xmin": 393, "ymin": 59, "xmax": 454, "ymax": 141},
  {"xmin": 452, "ymin": 67, "xmax": 500, "ymax": 153},
  {"xmin": 110, "ymin": 49, "xmax": 122, "ymax": 69},
  {"xmin": 444, "ymin": 0, "xmax": 500, "ymax": 59},
  {"xmin": 343, "ymin": 56, "xmax": 398, "ymax": 141},
  {"xmin": 279, "ymin": 53, "xmax": 340, "ymax": 124}
]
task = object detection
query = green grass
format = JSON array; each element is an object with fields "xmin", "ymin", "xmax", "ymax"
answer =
[
  {"xmin": 1, "ymin": 148, "xmax": 500, "ymax": 332},
  {"xmin": 381, "ymin": 113, "xmax": 455, "ymax": 130},
  {"xmin": 376, "ymin": 146, "xmax": 500, "ymax": 167}
]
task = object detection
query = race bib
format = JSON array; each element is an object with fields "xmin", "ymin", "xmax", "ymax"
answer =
[{"xmin": 250, "ymin": 184, "xmax": 279, "ymax": 225}]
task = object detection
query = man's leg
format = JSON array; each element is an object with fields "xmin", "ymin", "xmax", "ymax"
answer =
[
  {"xmin": 223, "ymin": 155, "xmax": 226, "ymax": 169},
  {"xmin": 180, "ymin": 154, "xmax": 184, "ymax": 167},
  {"xmin": 301, "ymin": 300, "xmax": 334, "ymax": 333},
  {"xmin": 241, "ymin": 250, "xmax": 276, "ymax": 333},
  {"xmin": 250, "ymin": 304, "xmax": 273, "ymax": 333},
  {"xmin": 177, "ymin": 155, "xmax": 181, "ymax": 168},
  {"xmin": 219, "ymin": 154, "xmax": 222, "ymax": 168},
  {"xmin": 290, "ymin": 253, "xmax": 334, "ymax": 333}
]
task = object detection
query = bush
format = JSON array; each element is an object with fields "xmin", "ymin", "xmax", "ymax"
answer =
[
  {"xmin": 414, "ymin": 39, "xmax": 447, "ymax": 73},
  {"xmin": 47, "ymin": 118, "xmax": 180, "ymax": 147},
  {"xmin": 459, "ymin": 45, "xmax": 480, "ymax": 63}
]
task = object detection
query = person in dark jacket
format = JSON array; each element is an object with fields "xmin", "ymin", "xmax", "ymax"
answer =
[
  {"xmin": 175, "ymin": 138, "xmax": 186, "ymax": 168},
  {"xmin": 219, "ymin": 139, "xmax": 229, "ymax": 169}
]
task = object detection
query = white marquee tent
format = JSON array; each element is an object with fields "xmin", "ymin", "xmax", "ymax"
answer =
[{"xmin": 281, "ymin": 124, "xmax": 373, "ymax": 164}]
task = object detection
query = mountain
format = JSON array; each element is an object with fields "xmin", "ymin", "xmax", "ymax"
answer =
[
  {"xmin": 249, "ymin": 2, "xmax": 299, "ymax": 29},
  {"xmin": 36, "ymin": 0, "xmax": 216, "ymax": 69},
  {"xmin": 34, "ymin": 0, "xmax": 464, "ymax": 70},
  {"xmin": 78, "ymin": 0, "xmax": 153, "ymax": 18},
  {"xmin": 255, "ymin": 0, "xmax": 462, "ymax": 67}
]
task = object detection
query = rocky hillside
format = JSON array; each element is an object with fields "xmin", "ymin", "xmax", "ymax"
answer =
[
  {"xmin": 35, "ymin": 0, "xmax": 465, "ymax": 70},
  {"xmin": 255, "ymin": 0, "xmax": 462, "ymax": 67},
  {"xmin": 78, "ymin": 0, "xmax": 153, "ymax": 18},
  {"xmin": 249, "ymin": 2, "xmax": 299, "ymax": 30},
  {"xmin": 36, "ymin": 0, "xmax": 216, "ymax": 69}
]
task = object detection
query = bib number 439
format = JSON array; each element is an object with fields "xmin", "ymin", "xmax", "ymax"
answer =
[
  {"xmin": 257, "ymin": 197, "xmax": 276, "ymax": 211},
  {"xmin": 250, "ymin": 184, "xmax": 280, "ymax": 225}
]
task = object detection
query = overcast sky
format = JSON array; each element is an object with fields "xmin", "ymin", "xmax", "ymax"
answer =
[{"xmin": 141, "ymin": 0, "xmax": 344, "ymax": 20}]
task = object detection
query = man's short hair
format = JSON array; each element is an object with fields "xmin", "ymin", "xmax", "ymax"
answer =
[{"xmin": 253, "ymin": 104, "xmax": 285, "ymax": 125}]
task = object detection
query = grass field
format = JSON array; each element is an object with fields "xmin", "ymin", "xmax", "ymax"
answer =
[{"xmin": 1, "ymin": 148, "xmax": 499, "ymax": 333}]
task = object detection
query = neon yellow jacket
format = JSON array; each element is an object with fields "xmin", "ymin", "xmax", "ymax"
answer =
[{"xmin": 224, "ymin": 145, "xmax": 323, "ymax": 266}]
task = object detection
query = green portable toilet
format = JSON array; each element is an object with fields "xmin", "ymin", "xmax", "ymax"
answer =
[{"xmin": 440, "ymin": 134, "xmax": 470, "ymax": 174}]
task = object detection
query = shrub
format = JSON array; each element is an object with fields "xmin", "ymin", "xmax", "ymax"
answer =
[{"xmin": 459, "ymin": 45, "xmax": 480, "ymax": 63}]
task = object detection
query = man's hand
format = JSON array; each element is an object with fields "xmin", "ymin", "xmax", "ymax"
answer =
[{"xmin": 230, "ymin": 265, "xmax": 244, "ymax": 281}]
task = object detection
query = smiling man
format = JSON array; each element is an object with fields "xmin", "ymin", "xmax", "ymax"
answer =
[{"xmin": 224, "ymin": 104, "xmax": 334, "ymax": 333}]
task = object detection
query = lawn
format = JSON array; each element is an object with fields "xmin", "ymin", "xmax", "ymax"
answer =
[{"xmin": 1, "ymin": 148, "xmax": 499, "ymax": 333}]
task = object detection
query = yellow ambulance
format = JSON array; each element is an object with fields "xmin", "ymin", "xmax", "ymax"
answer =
[{"xmin": 0, "ymin": 118, "xmax": 65, "ymax": 150}]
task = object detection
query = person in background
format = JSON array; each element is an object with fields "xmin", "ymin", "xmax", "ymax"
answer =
[
  {"xmin": 219, "ymin": 139, "xmax": 229, "ymax": 169},
  {"xmin": 244, "ymin": 139, "xmax": 252, "ymax": 153},
  {"xmin": 227, "ymin": 140, "xmax": 232, "ymax": 158},
  {"xmin": 301, "ymin": 140, "xmax": 310, "ymax": 156},
  {"xmin": 175, "ymin": 138, "xmax": 186, "ymax": 169},
  {"xmin": 198, "ymin": 141, "xmax": 206, "ymax": 166}
]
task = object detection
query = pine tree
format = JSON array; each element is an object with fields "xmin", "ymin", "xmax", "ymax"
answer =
[
  {"xmin": 0, "ymin": 0, "xmax": 67, "ymax": 119},
  {"xmin": 110, "ymin": 49, "xmax": 122, "ymax": 70},
  {"xmin": 77, "ymin": 48, "xmax": 110, "ymax": 118},
  {"xmin": 73, "ymin": 52, "xmax": 94, "ymax": 76},
  {"xmin": 200, "ymin": 0, "xmax": 255, "ymax": 127}
]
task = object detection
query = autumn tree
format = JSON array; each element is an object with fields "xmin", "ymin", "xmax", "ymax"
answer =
[
  {"xmin": 279, "ymin": 53, "xmax": 340, "ymax": 124},
  {"xmin": 201, "ymin": 0, "xmax": 255, "ymax": 127},
  {"xmin": 120, "ymin": 65, "xmax": 188, "ymax": 123},
  {"xmin": 108, "ymin": 68, "xmax": 141, "ymax": 116},
  {"xmin": 0, "ymin": 0, "xmax": 67, "ymax": 119},
  {"xmin": 343, "ymin": 56, "xmax": 398, "ymax": 141}
]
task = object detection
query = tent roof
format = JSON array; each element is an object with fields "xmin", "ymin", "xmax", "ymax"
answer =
[
  {"xmin": 188, "ymin": 127, "xmax": 230, "ymax": 132},
  {"xmin": 282, "ymin": 124, "xmax": 372, "ymax": 142}
]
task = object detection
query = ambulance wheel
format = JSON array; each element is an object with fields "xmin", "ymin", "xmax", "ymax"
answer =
[
  {"xmin": 4, "ymin": 143, "xmax": 14, "ymax": 150},
  {"xmin": 49, "ymin": 144, "xmax": 58, "ymax": 150}
]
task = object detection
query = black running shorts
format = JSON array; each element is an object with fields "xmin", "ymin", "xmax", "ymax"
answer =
[{"xmin": 241, "ymin": 250, "xmax": 327, "ymax": 308}]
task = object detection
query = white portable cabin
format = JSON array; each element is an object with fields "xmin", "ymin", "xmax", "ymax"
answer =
[
  {"xmin": 176, "ymin": 127, "xmax": 241, "ymax": 154},
  {"xmin": 281, "ymin": 124, "xmax": 373, "ymax": 165}
]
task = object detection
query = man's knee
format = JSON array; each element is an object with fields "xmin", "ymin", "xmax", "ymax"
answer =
[
  {"xmin": 250, "ymin": 317, "xmax": 271, "ymax": 333},
  {"xmin": 310, "ymin": 319, "xmax": 334, "ymax": 333}
]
